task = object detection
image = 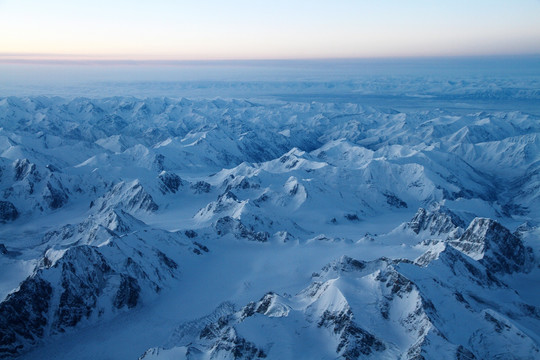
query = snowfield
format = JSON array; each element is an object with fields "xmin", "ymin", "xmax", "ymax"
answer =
[{"xmin": 0, "ymin": 73, "xmax": 539, "ymax": 360}]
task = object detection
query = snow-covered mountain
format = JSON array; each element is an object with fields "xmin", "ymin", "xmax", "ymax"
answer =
[
  {"xmin": 0, "ymin": 96, "xmax": 538, "ymax": 359},
  {"xmin": 142, "ymin": 248, "xmax": 539, "ymax": 360}
]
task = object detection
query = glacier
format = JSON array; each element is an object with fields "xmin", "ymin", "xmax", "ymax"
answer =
[{"xmin": 0, "ymin": 59, "xmax": 539, "ymax": 359}]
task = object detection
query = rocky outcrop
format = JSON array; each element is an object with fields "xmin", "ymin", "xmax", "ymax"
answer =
[
  {"xmin": 13, "ymin": 159, "xmax": 39, "ymax": 182},
  {"xmin": 113, "ymin": 275, "xmax": 141, "ymax": 309},
  {"xmin": 214, "ymin": 216, "xmax": 269, "ymax": 242},
  {"xmin": 449, "ymin": 218, "xmax": 533, "ymax": 273},
  {"xmin": 191, "ymin": 181, "xmax": 211, "ymax": 194},
  {"xmin": 407, "ymin": 207, "xmax": 465, "ymax": 239},
  {"xmin": 42, "ymin": 179, "xmax": 69, "ymax": 210},
  {"xmin": 142, "ymin": 251, "xmax": 540, "ymax": 360},
  {"xmin": 0, "ymin": 201, "xmax": 18, "ymax": 222},
  {"xmin": 197, "ymin": 319, "xmax": 266, "ymax": 360},
  {"xmin": 158, "ymin": 171, "xmax": 184, "ymax": 194},
  {"xmin": 0, "ymin": 277, "xmax": 52, "ymax": 359},
  {"xmin": 0, "ymin": 208, "xmax": 191, "ymax": 358},
  {"xmin": 3, "ymin": 159, "xmax": 71, "ymax": 212},
  {"xmin": 51, "ymin": 246, "xmax": 118, "ymax": 332},
  {"xmin": 318, "ymin": 306, "xmax": 386, "ymax": 358},
  {"xmin": 93, "ymin": 181, "xmax": 158, "ymax": 213},
  {"xmin": 384, "ymin": 192, "xmax": 408, "ymax": 208}
]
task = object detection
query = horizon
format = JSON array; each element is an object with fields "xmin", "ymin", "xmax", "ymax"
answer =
[
  {"xmin": 1, "ymin": 55, "xmax": 539, "ymax": 105},
  {"xmin": 1, "ymin": 53, "xmax": 539, "ymax": 66}
]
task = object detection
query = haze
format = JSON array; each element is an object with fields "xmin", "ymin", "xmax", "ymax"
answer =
[{"xmin": 1, "ymin": 0, "xmax": 540, "ymax": 61}]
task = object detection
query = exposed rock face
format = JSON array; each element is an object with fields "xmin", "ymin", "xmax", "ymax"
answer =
[
  {"xmin": 318, "ymin": 306, "xmax": 386, "ymax": 358},
  {"xmin": 4, "ymin": 159, "xmax": 71, "ymax": 212},
  {"xmin": 198, "ymin": 318, "xmax": 267, "ymax": 360},
  {"xmin": 191, "ymin": 181, "xmax": 211, "ymax": 194},
  {"xmin": 449, "ymin": 218, "xmax": 532, "ymax": 273},
  {"xmin": 51, "ymin": 246, "xmax": 117, "ymax": 332},
  {"xmin": 384, "ymin": 192, "xmax": 408, "ymax": 208},
  {"xmin": 142, "ymin": 252, "xmax": 540, "ymax": 360},
  {"xmin": 158, "ymin": 171, "xmax": 184, "ymax": 194},
  {"xmin": 214, "ymin": 216, "xmax": 269, "ymax": 242},
  {"xmin": 94, "ymin": 181, "xmax": 159, "ymax": 213},
  {"xmin": 0, "ymin": 277, "xmax": 52, "ymax": 359},
  {"xmin": 513, "ymin": 221, "xmax": 535, "ymax": 238},
  {"xmin": 433, "ymin": 244, "xmax": 506, "ymax": 288},
  {"xmin": 0, "ymin": 245, "xmax": 146, "ymax": 358},
  {"xmin": 0, "ymin": 208, "xmax": 191, "ymax": 358},
  {"xmin": 1, "ymin": 97, "xmax": 540, "ymax": 360},
  {"xmin": 407, "ymin": 207, "xmax": 465, "ymax": 238},
  {"xmin": 13, "ymin": 159, "xmax": 38, "ymax": 182},
  {"xmin": 0, "ymin": 201, "xmax": 18, "ymax": 222},
  {"xmin": 42, "ymin": 180, "xmax": 69, "ymax": 210},
  {"xmin": 195, "ymin": 190, "xmax": 242, "ymax": 219},
  {"xmin": 114, "ymin": 275, "xmax": 141, "ymax": 309}
]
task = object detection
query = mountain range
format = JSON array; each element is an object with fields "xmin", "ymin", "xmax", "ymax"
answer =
[{"xmin": 0, "ymin": 96, "xmax": 538, "ymax": 359}]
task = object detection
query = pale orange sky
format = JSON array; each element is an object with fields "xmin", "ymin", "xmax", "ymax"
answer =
[{"xmin": 1, "ymin": 0, "xmax": 540, "ymax": 61}]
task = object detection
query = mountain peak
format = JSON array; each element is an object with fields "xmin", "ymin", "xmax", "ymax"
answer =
[{"xmin": 449, "ymin": 218, "xmax": 532, "ymax": 274}]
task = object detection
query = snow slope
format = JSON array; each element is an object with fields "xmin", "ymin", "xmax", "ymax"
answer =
[{"xmin": 0, "ymin": 95, "xmax": 538, "ymax": 359}]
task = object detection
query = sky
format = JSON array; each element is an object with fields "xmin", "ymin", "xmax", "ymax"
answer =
[{"xmin": 1, "ymin": 0, "xmax": 540, "ymax": 61}]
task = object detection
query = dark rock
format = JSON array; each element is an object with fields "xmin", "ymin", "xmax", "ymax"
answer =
[
  {"xmin": 437, "ymin": 246, "xmax": 505, "ymax": 288},
  {"xmin": 0, "ymin": 277, "xmax": 52, "ymax": 358},
  {"xmin": 235, "ymin": 178, "xmax": 259, "ymax": 190},
  {"xmin": 375, "ymin": 270, "xmax": 414, "ymax": 297},
  {"xmin": 321, "ymin": 256, "xmax": 367, "ymax": 274},
  {"xmin": 407, "ymin": 207, "xmax": 465, "ymax": 237},
  {"xmin": 501, "ymin": 203, "xmax": 528, "ymax": 217},
  {"xmin": 191, "ymin": 181, "xmax": 211, "ymax": 194},
  {"xmin": 484, "ymin": 312, "xmax": 511, "ymax": 333},
  {"xmin": 318, "ymin": 307, "xmax": 386, "ymax": 357},
  {"xmin": 13, "ymin": 159, "xmax": 38, "ymax": 182},
  {"xmin": 219, "ymin": 191, "xmax": 238, "ymax": 202},
  {"xmin": 449, "ymin": 218, "xmax": 532, "ymax": 274},
  {"xmin": 193, "ymin": 241, "xmax": 209, "ymax": 253},
  {"xmin": 53, "ymin": 246, "xmax": 113, "ymax": 332},
  {"xmin": 158, "ymin": 171, "xmax": 184, "ymax": 194},
  {"xmin": 453, "ymin": 292, "xmax": 469, "ymax": 306},
  {"xmin": 0, "ymin": 201, "xmax": 18, "ymax": 222},
  {"xmin": 514, "ymin": 222, "xmax": 535, "ymax": 238},
  {"xmin": 456, "ymin": 345, "xmax": 477, "ymax": 360},
  {"xmin": 114, "ymin": 275, "xmax": 140, "ymax": 309},
  {"xmin": 254, "ymin": 193, "xmax": 269, "ymax": 205},
  {"xmin": 43, "ymin": 181, "xmax": 68, "ymax": 209},
  {"xmin": 199, "ymin": 315, "xmax": 265, "ymax": 360},
  {"xmin": 156, "ymin": 250, "xmax": 178, "ymax": 270},
  {"xmin": 0, "ymin": 236, "xmax": 179, "ymax": 357},
  {"xmin": 215, "ymin": 216, "xmax": 269, "ymax": 242},
  {"xmin": 127, "ymin": 183, "xmax": 158, "ymax": 212},
  {"xmin": 384, "ymin": 192, "xmax": 408, "ymax": 208},
  {"xmin": 154, "ymin": 154, "xmax": 165, "ymax": 172},
  {"xmin": 255, "ymin": 293, "xmax": 275, "ymax": 315},
  {"xmin": 288, "ymin": 183, "xmax": 299, "ymax": 195},
  {"xmin": 344, "ymin": 213, "xmax": 359, "ymax": 221},
  {"xmin": 240, "ymin": 302, "xmax": 256, "ymax": 320}
]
